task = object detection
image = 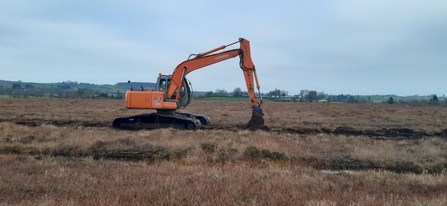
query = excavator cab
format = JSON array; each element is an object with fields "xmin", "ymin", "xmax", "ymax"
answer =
[{"xmin": 156, "ymin": 74, "xmax": 191, "ymax": 109}]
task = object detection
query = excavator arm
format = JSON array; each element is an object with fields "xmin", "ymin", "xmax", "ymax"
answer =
[{"xmin": 166, "ymin": 38, "xmax": 263, "ymax": 110}]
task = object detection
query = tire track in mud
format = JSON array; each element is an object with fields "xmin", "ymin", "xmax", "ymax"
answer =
[{"xmin": 4, "ymin": 119, "xmax": 447, "ymax": 140}]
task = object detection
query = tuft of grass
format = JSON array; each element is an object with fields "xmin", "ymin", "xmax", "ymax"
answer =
[
  {"xmin": 200, "ymin": 142, "xmax": 218, "ymax": 154},
  {"xmin": 2, "ymin": 135, "xmax": 35, "ymax": 144},
  {"xmin": 243, "ymin": 146, "xmax": 287, "ymax": 161}
]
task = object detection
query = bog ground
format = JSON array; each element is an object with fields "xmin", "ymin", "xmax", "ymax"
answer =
[{"xmin": 1, "ymin": 98, "xmax": 447, "ymax": 205}]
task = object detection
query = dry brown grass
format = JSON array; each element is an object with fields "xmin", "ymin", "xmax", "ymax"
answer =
[
  {"xmin": 1, "ymin": 154, "xmax": 447, "ymax": 205},
  {"xmin": 1, "ymin": 98, "xmax": 447, "ymax": 205}
]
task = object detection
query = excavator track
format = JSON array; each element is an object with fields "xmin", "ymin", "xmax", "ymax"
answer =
[
  {"xmin": 175, "ymin": 111, "xmax": 211, "ymax": 126},
  {"xmin": 112, "ymin": 111, "xmax": 211, "ymax": 130}
]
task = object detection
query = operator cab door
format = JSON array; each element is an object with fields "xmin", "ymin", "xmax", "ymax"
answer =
[{"xmin": 156, "ymin": 75, "xmax": 169, "ymax": 92}]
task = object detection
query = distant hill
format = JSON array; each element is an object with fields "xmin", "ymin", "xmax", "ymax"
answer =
[
  {"xmin": 115, "ymin": 82, "xmax": 156, "ymax": 90},
  {"xmin": 0, "ymin": 80, "xmax": 145, "ymax": 99},
  {"xmin": 0, "ymin": 80, "xmax": 15, "ymax": 86}
]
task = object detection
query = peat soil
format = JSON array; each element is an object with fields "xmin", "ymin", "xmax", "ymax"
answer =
[
  {"xmin": 2, "ymin": 119, "xmax": 447, "ymax": 174},
  {"xmin": 2, "ymin": 139, "xmax": 446, "ymax": 174}
]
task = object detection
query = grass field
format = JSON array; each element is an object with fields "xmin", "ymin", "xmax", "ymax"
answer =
[{"xmin": 1, "ymin": 98, "xmax": 447, "ymax": 205}]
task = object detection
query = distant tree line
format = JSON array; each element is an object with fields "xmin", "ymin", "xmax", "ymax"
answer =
[
  {"xmin": 196, "ymin": 87, "xmax": 447, "ymax": 106},
  {"xmin": 2, "ymin": 82, "xmax": 446, "ymax": 106},
  {"xmin": 340, "ymin": 95, "xmax": 447, "ymax": 106}
]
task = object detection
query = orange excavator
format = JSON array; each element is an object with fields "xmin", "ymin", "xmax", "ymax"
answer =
[{"xmin": 112, "ymin": 38, "xmax": 264, "ymax": 130}]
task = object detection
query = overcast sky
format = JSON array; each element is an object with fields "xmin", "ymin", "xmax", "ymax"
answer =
[{"xmin": 1, "ymin": 1, "xmax": 446, "ymax": 96}]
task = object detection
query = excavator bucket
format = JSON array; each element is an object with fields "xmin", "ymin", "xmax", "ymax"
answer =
[{"xmin": 246, "ymin": 106, "xmax": 265, "ymax": 128}]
